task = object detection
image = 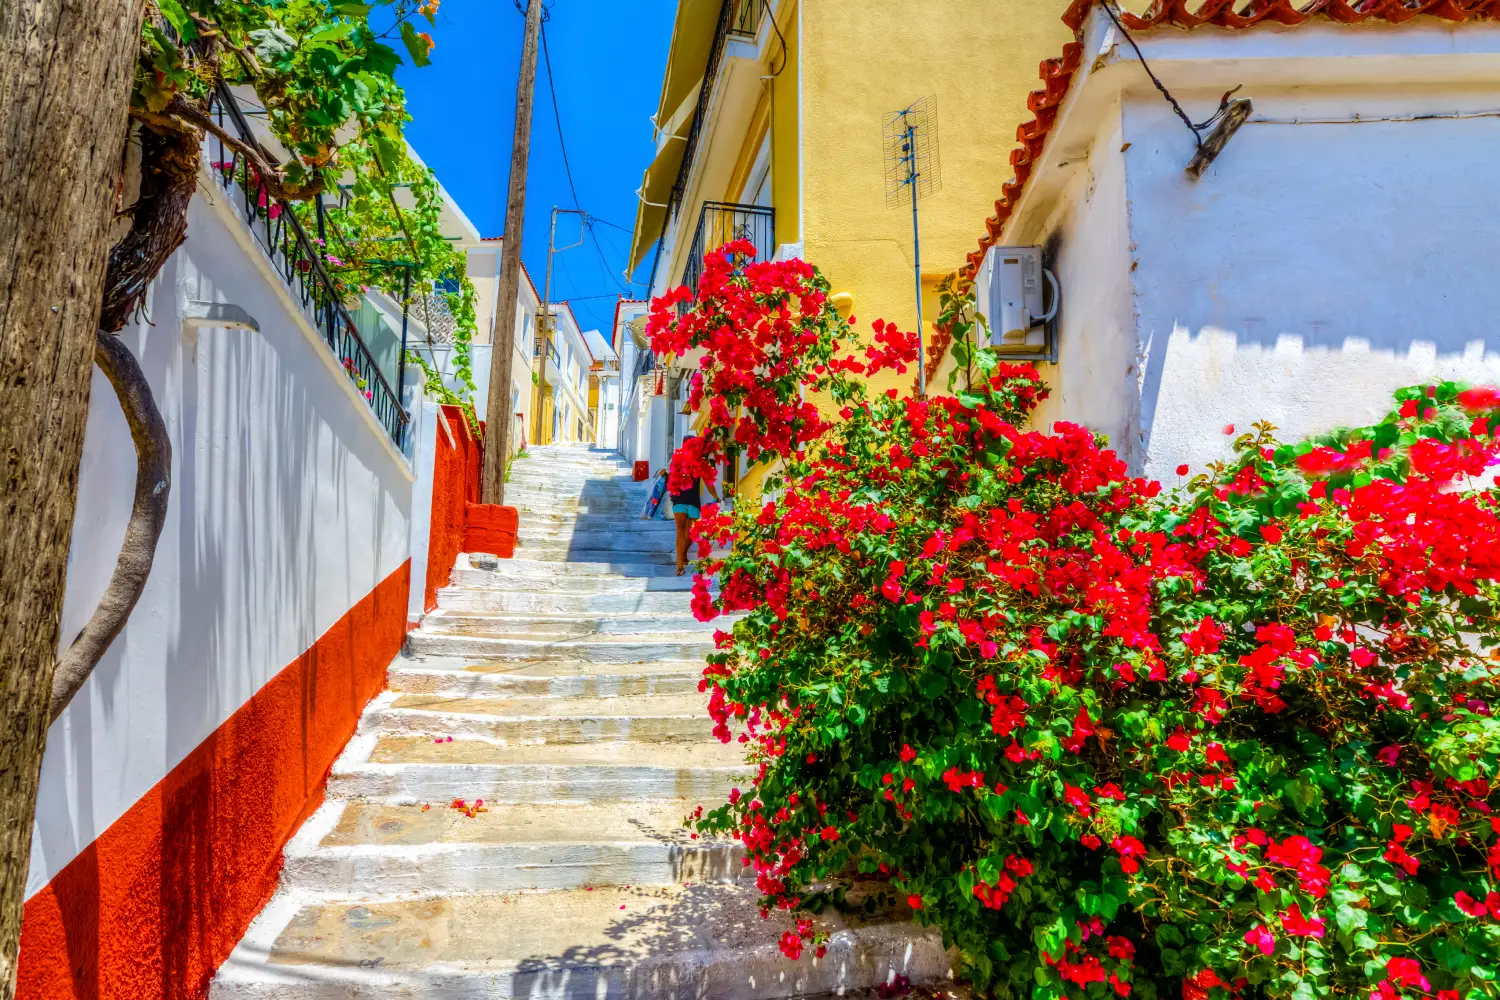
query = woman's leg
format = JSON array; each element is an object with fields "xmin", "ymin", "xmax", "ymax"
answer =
[{"xmin": 675, "ymin": 512, "xmax": 690, "ymax": 575}]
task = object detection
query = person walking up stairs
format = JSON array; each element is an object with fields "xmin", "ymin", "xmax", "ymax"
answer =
[{"xmin": 211, "ymin": 445, "xmax": 946, "ymax": 999}]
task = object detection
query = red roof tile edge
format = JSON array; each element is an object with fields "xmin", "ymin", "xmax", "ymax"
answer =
[{"xmin": 927, "ymin": 0, "xmax": 1499, "ymax": 384}]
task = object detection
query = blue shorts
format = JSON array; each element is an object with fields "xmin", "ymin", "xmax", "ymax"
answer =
[{"xmin": 672, "ymin": 504, "xmax": 701, "ymax": 519}]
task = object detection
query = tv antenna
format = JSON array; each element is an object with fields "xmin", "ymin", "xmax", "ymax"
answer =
[{"xmin": 883, "ymin": 97, "xmax": 941, "ymax": 395}]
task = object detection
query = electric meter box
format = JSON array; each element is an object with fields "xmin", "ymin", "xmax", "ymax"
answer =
[{"xmin": 974, "ymin": 245, "xmax": 1058, "ymax": 358}]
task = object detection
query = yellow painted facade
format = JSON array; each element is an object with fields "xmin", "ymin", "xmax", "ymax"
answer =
[
  {"xmin": 797, "ymin": 0, "xmax": 1074, "ymax": 399},
  {"xmin": 631, "ymin": 0, "xmax": 1075, "ymax": 493}
]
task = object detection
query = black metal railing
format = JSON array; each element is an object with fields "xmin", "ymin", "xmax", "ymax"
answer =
[
  {"xmin": 534, "ymin": 338, "xmax": 562, "ymax": 366},
  {"xmin": 206, "ymin": 86, "xmax": 409, "ymax": 448},
  {"xmin": 729, "ymin": 0, "xmax": 761, "ymax": 37},
  {"xmin": 682, "ymin": 201, "xmax": 776, "ymax": 301}
]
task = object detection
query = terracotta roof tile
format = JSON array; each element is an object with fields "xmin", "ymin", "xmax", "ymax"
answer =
[{"xmin": 930, "ymin": 0, "xmax": 1498, "ymax": 386}]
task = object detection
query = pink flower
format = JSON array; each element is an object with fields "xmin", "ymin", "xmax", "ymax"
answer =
[
  {"xmin": 1385, "ymin": 957, "xmax": 1430, "ymax": 993},
  {"xmin": 1243, "ymin": 924, "xmax": 1275, "ymax": 956},
  {"xmin": 1280, "ymin": 905, "xmax": 1325, "ymax": 938}
]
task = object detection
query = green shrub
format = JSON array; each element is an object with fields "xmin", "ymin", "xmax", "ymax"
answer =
[{"xmin": 675, "ymin": 266, "xmax": 1500, "ymax": 1000}]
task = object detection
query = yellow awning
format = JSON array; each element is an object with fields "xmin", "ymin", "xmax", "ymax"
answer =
[
  {"xmin": 628, "ymin": 105, "xmax": 694, "ymax": 273},
  {"xmin": 656, "ymin": 0, "xmax": 719, "ymax": 134},
  {"xmin": 628, "ymin": 0, "xmax": 721, "ymax": 274}
]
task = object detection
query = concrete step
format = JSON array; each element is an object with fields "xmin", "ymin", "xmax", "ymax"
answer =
[
  {"xmin": 510, "ymin": 549, "xmax": 680, "ymax": 567},
  {"xmin": 278, "ymin": 800, "xmax": 743, "ymax": 896},
  {"xmin": 211, "ymin": 883, "xmax": 947, "ymax": 1000},
  {"xmin": 453, "ymin": 557, "xmax": 688, "ymax": 580},
  {"xmin": 436, "ymin": 588, "xmax": 708, "ymax": 616},
  {"xmin": 388, "ymin": 658, "xmax": 703, "ymax": 699},
  {"xmin": 416, "ymin": 611, "xmax": 715, "ymax": 639},
  {"xmin": 405, "ymin": 631, "xmax": 713, "ymax": 663},
  {"xmin": 331, "ymin": 736, "xmax": 747, "ymax": 801},
  {"xmin": 443, "ymin": 572, "xmax": 694, "ymax": 595},
  {"xmin": 506, "ymin": 485, "xmax": 648, "ymax": 501},
  {"xmin": 516, "ymin": 531, "xmax": 679, "ymax": 555},
  {"xmin": 518, "ymin": 517, "xmax": 679, "ymax": 536},
  {"xmin": 359, "ymin": 691, "xmax": 714, "ymax": 744}
]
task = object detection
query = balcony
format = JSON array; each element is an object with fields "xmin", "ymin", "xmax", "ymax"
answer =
[
  {"xmin": 728, "ymin": 0, "xmax": 761, "ymax": 37},
  {"xmin": 682, "ymin": 201, "xmax": 775, "ymax": 302}
]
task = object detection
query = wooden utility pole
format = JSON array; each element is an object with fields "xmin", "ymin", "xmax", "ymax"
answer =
[
  {"xmin": 482, "ymin": 0, "xmax": 544, "ymax": 504},
  {"xmin": 0, "ymin": 1, "xmax": 146, "ymax": 995}
]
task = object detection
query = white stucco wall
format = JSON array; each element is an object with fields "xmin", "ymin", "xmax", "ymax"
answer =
[
  {"xmin": 995, "ymin": 16, "xmax": 1500, "ymax": 481},
  {"xmin": 30, "ymin": 178, "xmax": 414, "ymax": 897},
  {"xmin": 1022, "ymin": 99, "xmax": 1141, "ymax": 466}
]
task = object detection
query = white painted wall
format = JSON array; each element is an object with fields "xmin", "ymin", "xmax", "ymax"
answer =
[
  {"xmin": 30, "ymin": 173, "xmax": 414, "ymax": 897},
  {"xmin": 595, "ymin": 375, "xmax": 621, "ymax": 449},
  {"xmin": 1020, "ymin": 99, "xmax": 1141, "ymax": 467},
  {"xmin": 1123, "ymin": 97, "xmax": 1500, "ymax": 480},
  {"xmin": 993, "ymin": 14, "xmax": 1500, "ymax": 482}
]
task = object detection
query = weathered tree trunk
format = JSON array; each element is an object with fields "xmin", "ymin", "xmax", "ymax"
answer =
[
  {"xmin": 98, "ymin": 124, "xmax": 200, "ymax": 333},
  {"xmin": 0, "ymin": 1, "xmax": 147, "ymax": 996},
  {"xmin": 49, "ymin": 332, "xmax": 171, "ymax": 724}
]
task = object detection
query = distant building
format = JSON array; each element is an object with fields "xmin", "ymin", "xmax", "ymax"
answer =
[
  {"xmin": 532, "ymin": 302, "xmax": 595, "ymax": 445},
  {"xmin": 583, "ymin": 326, "xmax": 621, "ymax": 450}
]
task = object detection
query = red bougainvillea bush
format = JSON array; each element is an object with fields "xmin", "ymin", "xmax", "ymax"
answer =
[
  {"xmin": 645, "ymin": 239, "xmax": 919, "ymax": 494},
  {"xmin": 661, "ymin": 263, "xmax": 1500, "ymax": 1000}
]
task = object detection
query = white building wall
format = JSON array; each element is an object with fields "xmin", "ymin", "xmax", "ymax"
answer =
[
  {"xmin": 1023, "ymin": 99, "xmax": 1140, "ymax": 466},
  {"xmin": 30, "ymin": 178, "xmax": 414, "ymax": 896},
  {"xmin": 994, "ymin": 18, "xmax": 1500, "ymax": 482},
  {"xmin": 596, "ymin": 375, "xmax": 621, "ymax": 449},
  {"xmin": 1121, "ymin": 93, "xmax": 1500, "ymax": 481}
]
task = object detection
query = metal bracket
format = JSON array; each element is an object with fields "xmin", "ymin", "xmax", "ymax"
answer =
[
  {"xmin": 183, "ymin": 300, "xmax": 260, "ymax": 332},
  {"xmin": 1187, "ymin": 98, "xmax": 1253, "ymax": 180}
]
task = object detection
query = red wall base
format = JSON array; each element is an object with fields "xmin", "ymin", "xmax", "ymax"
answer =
[
  {"xmin": 424, "ymin": 406, "xmax": 482, "ymax": 611},
  {"xmin": 17, "ymin": 561, "xmax": 410, "ymax": 1000},
  {"xmin": 465, "ymin": 504, "xmax": 518, "ymax": 559}
]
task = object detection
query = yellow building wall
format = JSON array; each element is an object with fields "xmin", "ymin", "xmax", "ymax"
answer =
[
  {"xmin": 799, "ymin": 0, "xmax": 1074, "ymax": 399},
  {"xmin": 700, "ymin": 1, "xmax": 1071, "ymax": 504},
  {"xmin": 724, "ymin": 1, "xmax": 800, "ymax": 247}
]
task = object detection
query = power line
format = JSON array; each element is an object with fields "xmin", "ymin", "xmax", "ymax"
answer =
[
  {"xmin": 587, "ymin": 216, "xmax": 633, "ymax": 235},
  {"xmin": 539, "ymin": 21, "xmax": 637, "ymax": 294}
]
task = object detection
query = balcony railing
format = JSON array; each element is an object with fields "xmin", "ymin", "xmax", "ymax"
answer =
[
  {"xmin": 206, "ymin": 86, "xmax": 408, "ymax": 448},
  {"xmin": 682, "ymin": 201, "xmax": 776, "ymax": 302},
  {"xmin": 729, "ymin": 0, "xmax": 761, "ymax": 37}
]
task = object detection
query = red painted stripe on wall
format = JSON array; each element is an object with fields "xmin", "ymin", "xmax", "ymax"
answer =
[
  {"xmin": 16, "ymin": 560, "xmax": 411, "ymax": 1000},
  {"xmin": 423, "ymin": 405, "xmax": 481, "ymax": 612}
]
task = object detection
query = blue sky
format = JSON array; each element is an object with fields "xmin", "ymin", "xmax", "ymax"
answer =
[{"xmin": 397, "ymin": 0, "xmax": 677, "ymax": 334}]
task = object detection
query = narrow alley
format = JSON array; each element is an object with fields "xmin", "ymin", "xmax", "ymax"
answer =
[{"xmin": 211, "ymin": 446, "xmax": 944, "ymax": 998}]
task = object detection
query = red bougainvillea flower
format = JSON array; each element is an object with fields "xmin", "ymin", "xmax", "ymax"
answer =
[
  {"xmin": 672, "ymin": 262, "xmax": 1500, "ymax": 1000},
  {"xmin": 1243, "ymin": 925, "xmax": 1275, "ymax": 956}
]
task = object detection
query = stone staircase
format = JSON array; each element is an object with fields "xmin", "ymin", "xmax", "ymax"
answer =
[{"xmin": 211, "ymin": 445, "xmax": 947, "ymax": 999}]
